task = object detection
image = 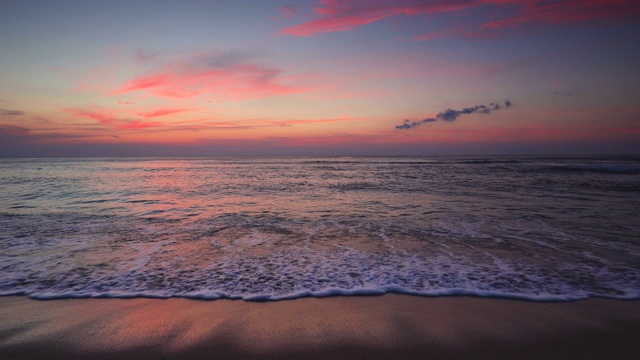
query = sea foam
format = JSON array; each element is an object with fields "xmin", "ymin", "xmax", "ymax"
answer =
[
  {"xmin": 1, "ymin": 213, "xmax": 638, "ymax": 302},
  {"xmin": 1, "ymin": 156, "xmax": 639, "ymax": 301}
]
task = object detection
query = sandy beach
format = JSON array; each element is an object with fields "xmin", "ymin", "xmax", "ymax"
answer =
[{"xmin": 1, "ymin": 294, "xmax": 638, "ymax": 359}]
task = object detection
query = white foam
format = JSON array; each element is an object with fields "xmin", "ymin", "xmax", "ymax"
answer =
[{"xmin": 1, "ymin": 213, "xmax": 639, "ymax": 302}]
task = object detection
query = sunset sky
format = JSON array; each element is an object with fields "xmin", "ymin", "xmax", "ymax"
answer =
[{"xmin": 1, "ymin": 0, "xmax": 639, "ymax": 156}]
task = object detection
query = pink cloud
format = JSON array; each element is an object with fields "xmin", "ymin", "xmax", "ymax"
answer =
[
  {"xmin": 137, "ymin": 108, "xmax": 192, "ymax": 119},
  {"xmin": 482, "ymin": 0, "xmax": 640, "ymax": 28},
  {"xmin": 65, "ymin": 108, "xmax": 113, "ymax": 121},
  {"xmin": 65, "ymin": 108, "xmax": 162, "ymax": 130},
  {"xmin": 112, "ymin": 54, "xmax": 306, "ymax": 100},
  {"xmin": 281, "ymin": 0, "xmax": 476, "ymax": 36},
  {"xmin": 281, "ymin": 0, "xmax": 640, "ymax": 37},
  {"xmin": 64, "ymin": 108, "xmax": 367, "ymax": 134}
]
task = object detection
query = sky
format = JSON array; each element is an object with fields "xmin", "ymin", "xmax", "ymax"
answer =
[{"xmin": 1, "ymin": 0, "xmax": 639, "ymax": 157}]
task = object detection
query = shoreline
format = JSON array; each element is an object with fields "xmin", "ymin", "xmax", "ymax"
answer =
[{"xmin": 1, "ymin": 294, "xmax": 639, "ymax": 359}]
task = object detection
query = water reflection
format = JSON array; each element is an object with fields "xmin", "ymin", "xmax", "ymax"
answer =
[{"xmin": 0, "ymin": 158, "xmax": 443, "ymax": 222}]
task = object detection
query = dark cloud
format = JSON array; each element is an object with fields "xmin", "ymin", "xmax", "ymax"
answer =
[
  {"xmin": 0, "ymin": 109, "xmax": 25, "ymax": 116},
  {"xmin": 0, "ymin": 125, "xmax": 30, "ymax": 136},
  {"xmin": 395, "ymin": 117, "xmax": 437, "ymax": 130},
  {"xmin": 0, "ymin": 125, "xmax": 31, "ymax": 149},
  {"xmin": 29, "ymin": 116, "xmax": 54, "ymax": 124},
  {"xmin": 0, "ymin": 125, "xmax": 121, "ymax": 154},
  {"xmin": 438, "ymin": 102, "xmax": 507, "ymax": 122},
  {"xmin": 396, "ymin": 100, "xmax": 513, "ymax": 130}
]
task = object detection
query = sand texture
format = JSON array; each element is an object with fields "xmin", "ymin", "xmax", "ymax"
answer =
[{"xmin": 1, "ymin": 294, "xmax": 639, "ymax": 359}]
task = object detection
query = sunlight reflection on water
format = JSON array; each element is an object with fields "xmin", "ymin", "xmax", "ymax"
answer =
[{"xmin": 1, "ymin": 156, "xmax": 639, "ymax": 300}]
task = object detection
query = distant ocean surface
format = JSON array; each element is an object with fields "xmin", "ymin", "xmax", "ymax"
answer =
[{"xmin": 1, "ymin": 156, "xmax": 639, "ymax": 301}]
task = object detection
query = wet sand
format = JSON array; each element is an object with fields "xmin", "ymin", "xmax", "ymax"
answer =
[{"xmin": 1, "ymin": 294, "xmax": 639, "ymax": 359}]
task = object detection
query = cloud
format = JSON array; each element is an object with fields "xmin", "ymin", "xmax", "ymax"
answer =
[
  {"xmin": 28, "ymin": 133, "xmax": 121, "ymax": 141},
  {"xmin": 137, "ymin": 108, "xmax": 192, "ymax": 119},
  {"xmin": 0, "ymin": 109, "xmax": 25, "ymax": 116},
  {"xmin": 0, "ymin": 125, "xmax": 120, "ymax": 151},
  {"xmin": 281, "ymin": 0, "xmax": 469, "ymax": 36},
  {"xmin": 482, "ymin": 0, "xmax": 640, "ymax": 29},
  {"xmin": 65, "ymin": 108, "xmax": 162, "ymax": 130},
  {"xmin": 281, "ymin": 0, "xmax": 640, "ymax": 37},
  {"xmin": 395, "ymin": 117, "xmax": 437, "ymax": 130},
  {"xmin": 0, "ymin": 125, "xmax": 30, "ymax": 137},
  {"xmin": 396, "ymin": 100, "xmax": 512, "ymax": 129},
  {"xmin": 65, "ymin": 108, "xmax": 356, "ymax": 133},
  {"xmin": 112, "ymin": 52, "xmax": 305, "ymax": 100}
]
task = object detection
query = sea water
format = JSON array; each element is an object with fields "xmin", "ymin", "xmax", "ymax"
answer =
[{"xmin": 0, "ymin": 156, "xmax": 638, "ymax": 300}]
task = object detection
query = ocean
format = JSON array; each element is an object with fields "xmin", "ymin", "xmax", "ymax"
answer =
[{"xmin": 1, "ymin": 156, "xmax": 639, "ymax": 301}]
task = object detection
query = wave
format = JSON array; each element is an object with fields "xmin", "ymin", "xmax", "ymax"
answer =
[
  {"xmin": 328, "ymin": 182, "xmax": 381, "ymax": 191},
  {"xmin": 548, "ymin": 165, "xmax": 640, "ymax": 174},
  {"xmin": 3, "ymin": 285, "xmax": 638, "ymax": 302},
  {"xmin": 453, "ymin": 159, "xmax": 523, "ymax": 165},
  {"xmin": 1, "ymin": 213, "xmax": 638, "ymax": 304},
  {"xmin": 2, "ymin": 156, "xmax": 639, "ymax": 303}
]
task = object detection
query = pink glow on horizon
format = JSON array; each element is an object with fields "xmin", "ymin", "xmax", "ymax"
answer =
[
  {"xmin": 268, "ymin": 117, "xmax": 366, "ymax": 126},
  {"xmin": 57, "ymin": 106, "xmax": 378, "ymax": 141},
  {"xmin": 409, "ymin": 123, "xmax": 640, "ymax": 144}
]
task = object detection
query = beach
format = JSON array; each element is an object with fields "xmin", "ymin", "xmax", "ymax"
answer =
[
  {"xmin": 1, "ymin": 295, "xmax": 639, "ymax": 359},
  {"xmin": 1, "ymin": 158, "xmax": 639, "ymax": 359},
  {"xmin": 2, "ymin": 0, "xmax": 640, "ymax": 355}
]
